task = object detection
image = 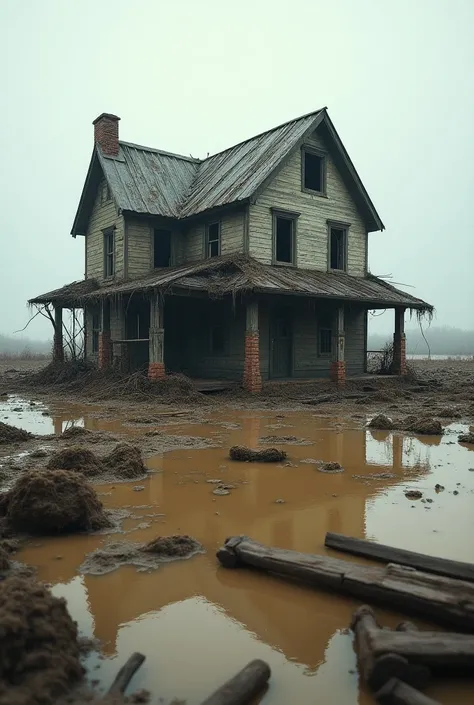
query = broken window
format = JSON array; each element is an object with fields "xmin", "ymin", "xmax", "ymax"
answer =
[
  {"xmin": 319, "ymin": 315, "xmax": 332, "ymax": 356},
  {"xmin": 154, "ymin": 229, "xmax": 172, "ymax": 268},
  {"xmin": 104, "ymin": 229, "xmax": 115, "ymax": 277},
  {"xmin": 274, "ymin": 215, "xmax": 295, "ymax": 264},
  {"xmin": 302, "ymin": 149, "xmax": 325, "ymax": 193},
  {"xmin": 210, "ymin": 324, "xmax": 227, "ymax": 354},
  {"xmin": 91, "ymin": 313, "xmax": 100, "ymax": 354},
  {"xmin": 329, "ymin": 226, "xmax": 347, "ymax": 271},
  {"xmin": 206, "ymin": 222, "xmax": 221, "ymax": 258}
]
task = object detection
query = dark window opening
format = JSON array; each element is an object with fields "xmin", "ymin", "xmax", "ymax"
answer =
[
  {"xmin": 210, "ymin": 325, "xmax": 226, "ymax": 354},
  {"xmin": 91, "ymin": 313, "xmax": 100, "ymax": 354},
  {"xmin": 275, "ymin": 216, "xmax": 294, "ymax": 264},
  {"xmin": 303, "ymin": 150, "xmax": 324, "ymax": 193},
  {"xmin": 319, "ymin": 326, "xmax": 332, "ymax": 356},
  {"xmin": 154, "ymin": 229, "xmax": 172, "ymax": 268},
  {"xmin": 207, "ymin": 222, "xmax": 220, "ymax": 258},
  {"xmin": 104, "ymin": 229, "xmax": 115, "ymax": 277},
  {"xmin": 330, "ymin": 227, "xmax": 346, "ymax": 270}
]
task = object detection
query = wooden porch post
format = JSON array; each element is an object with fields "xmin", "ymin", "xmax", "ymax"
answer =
[
  {"xmin": 98, "ymin": 299, "xmax": 111, "ymax": 370},
  {"xmin": 53, "ymin": 305, "xmax": 64, "ymax": 363},
  {"xmin": 148, "ymin": 292, "xmax": 165, "ymax": 380},
  {"xmin": 243, "ymin": 299, "xmax": 262, "ymax": 393},
  {"xmin": 330, "ymin": 305, "xmax": 346, "ymax": 386},
  {"xmin": 392, "ymin": 307, "xmax": 407, "ymax": 375}
]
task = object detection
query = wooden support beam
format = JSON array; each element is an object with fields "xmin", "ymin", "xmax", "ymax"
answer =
[
  {"xmin": 199, "ymin": 659, "xmax": 270, "ymax": 705},
  {"xmin": 393, "ymin": 307, "xmax": 407, "ymax": 375},
  {"xmin": 53, "ymin": 306, "xmax": 64, "ymax": 362},
  {"xmin": 243, "ymin": 299, "xmax": 261, "ymax": 393},
  {"xmin": 351, "ymin": 606, "xmax": 430, "ymax": 692},
  {"xmin": 148, "ymin": 292, "xmax": 165, "ymax": 379},
  {"xmin": 216, "ymin": 536, "xmax": 474, "ymax": 631},
  {"xmin": 324, "ymin": 532, "xmax": 474, "ymax": 583},
  {"xmin": 330, "ymin": 305, "xmax": 345, "ymax": 385},
  {"xmin": 376, "ymin": 678, "xmax": 441, "ymax": 705}
]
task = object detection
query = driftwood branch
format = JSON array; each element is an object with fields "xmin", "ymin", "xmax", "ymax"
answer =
[
  {"xmin": 376, "ymin": 678, "xmax": 441, "ymax": 705},
  {"xmin": 216, "ymin": 536, "xmax": 474, "ymax": 631},
  {"xmin": 351, "ymin": 606, "xmax": 430, "ymax": 691},
  {"xmin": 107, "ymin": 652, "xmax": 146, "ymax": 695},
  {"xmin": 199, "ymin": 659, "xmax": 271, "ymax": 705},
  {"xmin": 325, "ymin": 532, "xmax": 474, "ymax": 583}
]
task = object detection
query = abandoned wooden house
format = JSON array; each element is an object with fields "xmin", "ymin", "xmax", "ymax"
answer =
[{"xmin": 29, "ymin": 109, "xmax": 432, "ymax": 390}]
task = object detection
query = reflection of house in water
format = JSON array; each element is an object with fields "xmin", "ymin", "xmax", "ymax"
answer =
[{"xmin": 365, "ymin": 429, "xmax": 439, "ymax": 471}]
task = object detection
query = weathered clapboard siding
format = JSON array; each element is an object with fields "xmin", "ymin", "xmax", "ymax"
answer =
[
  {"xmin": 248, "ymin": 130, "xmax": 367, "ymax": 276},
  {"xmin": 345, "ymin": 307, "xmax": 366, "ymax": 376},
  {"xmin": 86, "ymin": 179, "xmax": 124, "ymax": 281},
  {"xmin": 126, "ymin": 217, "xmax": 152, "ymax": 278},
  {"xmin": 183, "ymin": 209, "xmax": 245, "ymax": 262}
]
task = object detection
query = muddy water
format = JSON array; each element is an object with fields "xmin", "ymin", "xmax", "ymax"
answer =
[{"xmin": 14, "ymin": 406, "xmax": 474, "ymax": 705}]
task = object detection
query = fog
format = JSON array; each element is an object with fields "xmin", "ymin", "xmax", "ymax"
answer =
[{"xmin": 1, "ymin": 0, "xmax": 473, "ymax": 340}]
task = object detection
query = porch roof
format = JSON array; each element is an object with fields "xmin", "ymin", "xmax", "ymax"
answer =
[{"xmin": 29, "ymin": 255, "xmax": 433, "ymax": 312}]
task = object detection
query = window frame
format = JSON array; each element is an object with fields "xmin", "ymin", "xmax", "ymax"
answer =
[
  {"xmin": 318, "ymin": 314, "xmax": 333, "ymax": 357},
  {"xmin": 271, "ymin": 208, "xmax": 299, "ymax": 267},
  {"xmin": 327, "ymin": 220, "xmax": 349, "ymax": 273},
  {"xmin": 301, "ymin": 146, "xmax": 327, "ymax": 196},
  {"xmin": 103, "ymin": 228, "xmax": 115, "ymax": 278},
  {"xmin": 206, "ymin": 221, "xmax": 221, "ymax": 259},
  {"xmin": 153, "ymin": 228, "xmax": 172, "ymax": 268}
]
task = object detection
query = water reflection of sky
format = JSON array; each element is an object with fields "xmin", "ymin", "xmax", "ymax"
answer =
[{"xmin": 0, "ymin": 395, "xmax": 84, "ymax": 435}]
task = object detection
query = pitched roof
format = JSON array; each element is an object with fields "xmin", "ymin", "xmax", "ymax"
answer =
[
  {"xmin": 28, "ymin": 279, "xmax": 100, "ymax": 306},
  {"xmin": 30, "ymin": 256, "xmax": 431, "ymax": 312},
  {"xmin": 72, "ymin": 109, "xmax": 384, "ymax": 235}
]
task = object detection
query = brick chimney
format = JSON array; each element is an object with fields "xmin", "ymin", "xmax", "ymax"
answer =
[{"xmin": 93, "ymin": 113, "xmax": 120, "ymax": 156}]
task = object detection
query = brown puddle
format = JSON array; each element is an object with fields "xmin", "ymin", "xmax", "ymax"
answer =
[{"xmin": 14, "ymin": 407, "xmax": 474, "ymax": 705}]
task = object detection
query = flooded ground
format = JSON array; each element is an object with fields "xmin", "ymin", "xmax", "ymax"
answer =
[{"xmin": 2, "ymin": 394, "xmax": 474, "ymax": 704}]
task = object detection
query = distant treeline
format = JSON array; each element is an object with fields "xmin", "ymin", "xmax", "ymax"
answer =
[
  {"xmin": 0, "ymin": 334, "xmax": 51, "ymax": 357},
  {"xmin": 369, "ymin": 326, "xmax": 474, "ymax": 356}
]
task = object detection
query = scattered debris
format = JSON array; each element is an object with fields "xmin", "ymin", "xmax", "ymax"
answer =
[
  {"xmin": 29, "ymin": 448, "xmax": 49, "ymax": 458},
  {"xmin": 458, "ymin": 432, "xmax": 474, "ymax": 444},
  {"xmin": 274, "ymin": 499, "xmax": 285, "ymax": 504},
  {"xmin": 317, "ymin": 461, "xmax": 344, "ymax": 474},
  {"xmin": 103, "ymin": 443, "xmax": 147, "ymax": 479},
  {"xmin": 0, "ymin": 576, "xmax": 83, "ymax": 705},
  {"xmin": 47, "ymin": 446, "xmax": 102, "ymax": 476},
  {"xmin": 367, "ymin": 414, "xmax": 394, "ymax": 430},
  {"xmin": 403, "ymin": 417, "xmax": 443, "ymax": 435},
  {"xmin": 435, "ymin": 484, "xmax": 445, "ymax": 492},
  {"xmin": 229, "ymin": 446, "xmax": 287, "ymax": 462},
  {"xmin": 0, "ymin": 469, "xmax": 112, "ymax": 534},
  {"xmin": 436, "ymin": 407, "xmax": 462, "ymax": 418},
  {"xmin": 0, "ymin": 546, "xmax": 10, "ymax": 571},
  {"xmin": 133, "ymin": 485, "xmax": 145, "ymax": 492},
  {"xmin": 206, "ymin": 479, "xmax": 222, "ymax": 484},
  {"xmin": 258, "ymin": 435, "xmax": 311, "ymax": 445},
  {"xmin": 404, "ymin": 490, "xmax": 423, "ymax": 500},
  {"xmin": 62, "ymin": 426, "xmax": 90, "ymax": 439},
  {"xmin": 0, "ymin": 421, "xmax": 32, "ymax": 445},
  {"xmin": 79, "ymin": 535, "xmax": 204, "ymax": 575}
]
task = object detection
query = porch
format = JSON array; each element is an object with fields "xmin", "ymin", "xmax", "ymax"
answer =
[{"xmin": 28, "ymin": 254, "xmax": 431, "ymax": 392}]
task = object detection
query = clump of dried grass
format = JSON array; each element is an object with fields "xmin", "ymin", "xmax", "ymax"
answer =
[
  {"xmin": 0, "ymin": 422, "xmax": 32, "ymax": 445},
  {"xmin": 229, "ymin": 446, "xmax": 287, "ymax": 462}
]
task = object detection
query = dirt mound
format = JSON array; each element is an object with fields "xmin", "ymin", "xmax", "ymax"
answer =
[
  {"xmin": 0, "ymin": 422, "xmax": 32, "ymax": 445},
  {"xmin": 229, "ymin": 445, "xmax": 287, "ymax": 462},
  {"xmin": 103, "ymin": 443, "xmax": 146, "ymax": 479},
  {"xmin": 0, "ymin": 576, "xmax": 83, "ymax": 705},
  {"xmin": 46, "ymin": 443, "xmax": 147, "ymax": 482},
  {"xmin": 436, "ymin": 407, "xmax": 462, "ymax": 419},
  {"xmin": 142, "ymin": 534, "xmax": 201, "ymax": 557},
  {"xmin": 47, "ymin": 447, "xmax": 102, "ymax": 477},
  {"xmin": 79, "ymin": 535, "xmax": 204, "ymax": 575},
  {"xmin": 367, "ymin": 414, "xmax": 394, "ymax": 430},
  {"xmin": 61, "ymin": 426, "xmax": 91, "ymax": 439},
  {"xmin": 318, "ymin": 461, "xmax": 344, "ymax": 474},
  {"xmin": 1, "ymin": 470, "xmax": 111, "ymax": 534},
  {"xmin": 404, "ymin": 417, "xmax": 443, "ymax": 435},
  {"xmin": 458, "ymin": 432, "xmax": 474, "ymax": 444}
]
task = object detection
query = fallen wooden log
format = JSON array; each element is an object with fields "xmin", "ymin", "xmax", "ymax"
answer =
[
  {"xmin": 216, "ymin": 536, "xmax": 474, "ymax": 631},
  {"xmin": 376, "ymin": 678, "xmax": 441, "ymax": 705},
  {"xmin": 108, "ymin": 652, "xmax": 146, "ymax": 695},
  {"xmin": 199, "ymin": 659, "xmax": 271, "ymax": 705},
  {"xmin": 325, "ymin": 532, "xmax": 474, "ymax": 583},
  {"xmin": 351, "ymin": 606, "xmax": 430, "ymax": 691}
]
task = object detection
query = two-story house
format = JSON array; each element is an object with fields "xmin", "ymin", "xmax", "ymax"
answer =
[{"xmin": 29, "ymin": 109, "xmax": 432, "ymax": 391}]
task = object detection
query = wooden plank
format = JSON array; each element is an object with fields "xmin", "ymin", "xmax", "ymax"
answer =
[
  {"xmin": 375, "ymin": 678, "xmax": 441, "ymax": 705},
  {"xmin": 325, "ymin": 532, "xmax": 474, "ymax": 583},
  {"xmin": 216, "ymin": 537, "xmax": 474, "ymax": 631},
  {"xmin": 108, "ymin": 652, "xmax": 145, "ymax": 694},
  {"xmin": 199, "ymin": 659, "xmax": 270, "ymax": 705}
]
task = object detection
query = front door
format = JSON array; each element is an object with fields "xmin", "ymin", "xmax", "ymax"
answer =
[{"xmin": 270, "ymin": 312, "xmax": 292, "ymax": 378}]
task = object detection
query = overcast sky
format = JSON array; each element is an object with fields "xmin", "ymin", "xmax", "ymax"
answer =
[{"xmin": 1, "ymin": 0, "xmax": 473, "ymax": 340}]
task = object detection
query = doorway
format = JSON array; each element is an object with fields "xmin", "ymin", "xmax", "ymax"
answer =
[{"xmin": 270, "ymin": 311, "xmax": 292, "ymax": 378}]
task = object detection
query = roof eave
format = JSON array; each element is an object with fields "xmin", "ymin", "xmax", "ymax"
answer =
[{"xmin": 70, "ymin": 148, "xmax": 101, "ymax": 237}]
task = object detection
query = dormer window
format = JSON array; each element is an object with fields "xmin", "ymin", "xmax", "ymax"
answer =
[{"xmin": 302, "ymin": 147, "xmax": 326, "ymax": 195}]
